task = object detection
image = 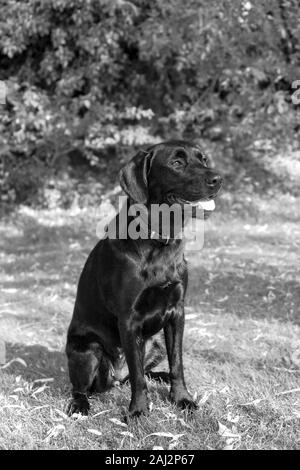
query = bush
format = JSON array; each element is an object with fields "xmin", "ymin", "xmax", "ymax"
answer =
[{"xmin": 0, "ymin": 0, "xmax": 300, "ymax": 205}]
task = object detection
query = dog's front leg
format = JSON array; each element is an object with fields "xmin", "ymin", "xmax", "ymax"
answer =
[
  {"xmin": 119, "ymin": 325, "xmax": 148, "ymax": 417},
  {"xmin": 164, "ymin": 310, "xmax": 197, "ymax": 410}
]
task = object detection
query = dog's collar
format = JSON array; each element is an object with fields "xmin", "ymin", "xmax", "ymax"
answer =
[
  {"xmin": 137, "ymin": 206, "xmax": 183, "ymax": 245},
  {"xmin": 149, "ymin": 230, "xmax": 171, "ymax": 245}
]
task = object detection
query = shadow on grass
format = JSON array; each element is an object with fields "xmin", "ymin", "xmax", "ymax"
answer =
[
  {"xmin": 4, "ymin": 342, "xmax": 172, "ymax": 408},
  {"xmin": 188, "ymin": 264, "xmax": 300, "ymax": 325},
  {"xmin": 4, "ymin": 342, "xmax": 68, "ymax": 394}
]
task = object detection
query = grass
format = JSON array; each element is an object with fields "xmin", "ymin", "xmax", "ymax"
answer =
[{"xmin": 0, "ymin": 188, "xmax": 299, "ymax": 450}]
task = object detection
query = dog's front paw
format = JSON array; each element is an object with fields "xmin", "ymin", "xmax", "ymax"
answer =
[
  {"xmin": 176, "ymin": 397, "xmax": 198, "ymax": 411},
  {"xmin": 128, "ymin": 396, "xmax": 149, "ymax": 419},
  {"xmin": 66, "ymin": 397, "xmax": 90, "ymax": 417},
  {"xmin": 170, "ymin": 390, "xmax": 198, "ymax": 411}
]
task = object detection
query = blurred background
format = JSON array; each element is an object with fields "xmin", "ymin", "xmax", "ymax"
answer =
[
  {"xmin": 0, "ymin": 0, "xmax": 299, "ymax": 450},
  {"xmin": 0, "ymin": 0, "xmax": 300, "ymax": 207}
]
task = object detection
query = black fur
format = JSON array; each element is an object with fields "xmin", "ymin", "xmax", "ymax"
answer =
[{"xmin": 66, "ymin": 141, "xmax": 222, "ymax": 417}]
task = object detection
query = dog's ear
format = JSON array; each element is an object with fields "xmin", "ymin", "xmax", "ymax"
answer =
[{"xmin": 119, "ymin": 150, "xmax": 154, "ymax": 203}]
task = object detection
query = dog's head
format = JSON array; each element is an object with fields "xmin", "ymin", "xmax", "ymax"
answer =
[{"xmin": 119, "ymin": 140, "xmax": 222, "ymax": 214}]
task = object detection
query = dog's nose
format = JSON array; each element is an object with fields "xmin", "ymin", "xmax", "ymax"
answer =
[{"xmin": 205, "ymin": 173, "xmax": 222, "ymax": 188}]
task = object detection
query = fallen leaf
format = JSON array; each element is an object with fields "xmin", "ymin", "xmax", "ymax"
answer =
[
  {"xmin": 240, "ymin": 398, "xmax": 264, "ymax": 406},
  {"xmin": 227, "ymin": 412, "xmax": 240, "ymax": 423},
  {"xmin": 220, "ymin": 385, "xmax": 230, "ymax": 394},
  {"xmin": 218, "ymin": 421, "xmax": 240, "ymax": 439},
  {"xmin": 44, "ymin": 424, "xmax": 65, "ymax": 442},
  {"xmin": 87, "ymin": 429, "xmax": 102, "ymax": 436},
  {"xmin": 145, "ymin": 432, "xmax": 185, "ymax": 442},
  {"xmin": 31, "ymin": 385, "xmax": 49, "ymax": 397},
  {"xmin": 33, "ymin": 378, "xmax": 54, "ymax": 384},
  {"xmin": 198, "ymin": 390, "xmax": 212, "ymax": 404},
  {"xmin": 223, "ymin": 442, "xmax": 235, "ymax": 450},
  {"xmin": 109, "ymin": 418, "xmax": 127, "ymax": 427},
  {"xmin": 54, "ymin": 409, "xmax": 69, "ymax": 420},
  {"xmin": 119, "ymin": 431, "xmax": 134, "ymax": 438},
  {"xmin": 0, "ymin": 358, "xmax": 27, "ymax": 369},
  {"xmin": 92, "ymin": 409, "xmax": 112, "ymax": 418},
  {"xmin": 216, "ymin": 296, "xmax": 229, "ymax": 302}
]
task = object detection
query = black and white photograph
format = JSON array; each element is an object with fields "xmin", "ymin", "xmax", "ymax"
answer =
[{"xmin": 0, "ymin": 0, "xmax": 299, "ymax": 452}]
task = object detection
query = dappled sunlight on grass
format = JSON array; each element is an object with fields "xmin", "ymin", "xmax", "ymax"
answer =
[{"xmin": 0, "ymin": 196, "xmax": 299, "ymax": 449}]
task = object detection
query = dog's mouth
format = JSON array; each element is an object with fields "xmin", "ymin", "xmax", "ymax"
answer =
[
  {"xmin": 190, "ymin": 199, "xmax": 215, "ymax": 212},
  {"xmin": 171, "ymin": 195, "xmax": 216, "ymax": 212},
  {"xmin": 166, "ymin": 193, "xmax": 218, "ymax": 220}
]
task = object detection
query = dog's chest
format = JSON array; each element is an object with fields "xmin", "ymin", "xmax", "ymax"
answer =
[
  {"xmin": 131, "ymin": 246, "xmax": 186, "ymax": 337},
  {"xmin": 139, "ymin": 244, "xmax": 184, "ymax": 284}
]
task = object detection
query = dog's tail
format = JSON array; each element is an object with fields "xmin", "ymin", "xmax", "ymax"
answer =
[{"xmin": 144, "ymin": 331, "xmax": 166, "ymax": 371}]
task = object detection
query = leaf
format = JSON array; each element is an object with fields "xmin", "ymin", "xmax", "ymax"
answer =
[
  {"xmin": 109, "ymin": 418, "xmax": 127, "ymax": 427},
  {"xmin": 146, "ymin": 432, "xmax": 175, "ymax": 439},
  {"xmin": 8, "ymin": 395, "xmax": 19, "ymax": 400},
  {"xmin": 87, "ymin": 429, "xmax": 102, "ymax": 436},
  {"xmin": 31, "ymin": 384, "xmax": 49, "ymax": 397},
  {"xmin": 50, "ymin": 408, "xmax": 69, "ymax": 421},
  {"xmin": 220, "ymin": 385, "xmax": 230, "ymax": 394},
  {"xmin": 240, "ymin": 398, "xmax": 263, "ymax": 406},
  {"xmin": 44, "ymin": 424, "xmax": 65, "ymax": 442},
  {"xmin": 33, "ymin": 378, "xmax": 54, "ymax": 384},
  {"xmin": 145, "ymin": 432, "xmax": 185, "ymax": 442},
  {"xmin": 169, "ymin": 440, "xmax": 179, "ymax": 450},
  {"xmin": 119, "ymin": 431, "xmax": 134, "ymax": 438},
  {"xmin": 198, "ymin": 390, "xmax": 212, "ymax": 404},
  {"xmin": 92, "ymin": 409, "xmax": 112, "ymax": 418},
  {"xmin": 54, "ymin": 409, "xmax": 69, "ymax": 420},
  {"xmin": 227, "ymin": 412, "xmax": 240, "ymax": 423},
  {"xmin": 216, "ymin": 296, "xmax": 229, "ymax": 302},
  {"xmin": 29, "ymin": 405, "xmax": 50, "ymax": 412},
  {"xmin": 218, "ymin": 422, "xmax": 240, "ymax": 439},
  {"xmin": 223, "ymin": 436, "xmax": 240, "ymax": 450},
  {"xmin": 223, "ymin": 442, "xmax": 235, "ymax": 450},
  {"xmin": 0, "ymin": 358, "xmax": 27, "ymax": 369}
]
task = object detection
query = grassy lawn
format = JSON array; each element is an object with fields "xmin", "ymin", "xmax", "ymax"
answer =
[{"xmin": 0, "ymin": 190, "xmax": 299, "ymax": 450}]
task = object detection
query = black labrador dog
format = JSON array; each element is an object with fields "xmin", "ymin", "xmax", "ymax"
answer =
[{"xmin": 66, "ymin": 140, "xmax": 222, "ymax": 417}]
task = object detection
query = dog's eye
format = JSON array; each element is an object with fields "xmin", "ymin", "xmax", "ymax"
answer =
[{"xmin": 172, "ymin": 159, "xmax": 184, "ymax": 169}]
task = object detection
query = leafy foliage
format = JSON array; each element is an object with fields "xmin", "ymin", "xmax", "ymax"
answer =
[{"xmin": 0, "ymin": 0, "xmax": 300, "ymax": 204}]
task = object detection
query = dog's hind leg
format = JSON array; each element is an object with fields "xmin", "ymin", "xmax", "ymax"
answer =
[{"xmin": 66, "ymin": 336, "xmax": 107, "ymax": 416}]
